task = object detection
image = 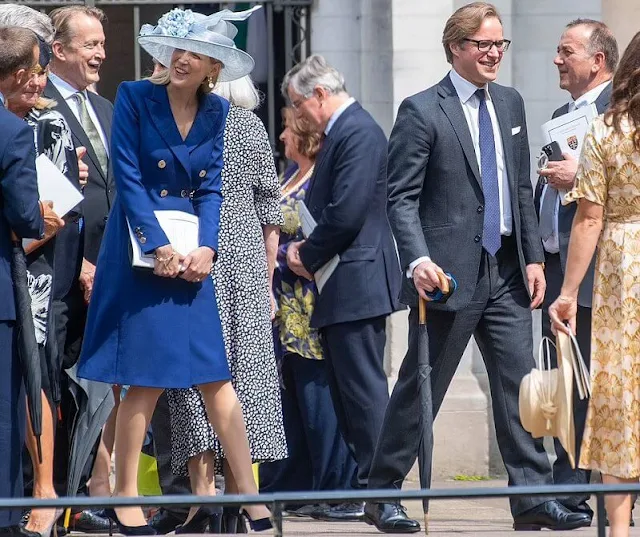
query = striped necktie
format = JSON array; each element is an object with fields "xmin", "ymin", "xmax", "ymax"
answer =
[{"xmin": 73, "ymin": 92, "xmax": 108, "ymax": 176}]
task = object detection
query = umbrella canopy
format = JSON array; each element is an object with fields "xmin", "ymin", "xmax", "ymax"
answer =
[
  {"xmin": 65, "ymin": 363, "xmax": 115, "ymax": 496},
  {"xmin": 11, "ymin": 241, "xmax": 43, "ymax": 463},
  {"xmin": 417, "ymin": 272, "xmax": 457, "ymax": 533}
]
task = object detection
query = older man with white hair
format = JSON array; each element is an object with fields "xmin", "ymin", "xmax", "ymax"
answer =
[{"xmin": 283, "ymin": 54, "xmax": 401, "ymax": 520}]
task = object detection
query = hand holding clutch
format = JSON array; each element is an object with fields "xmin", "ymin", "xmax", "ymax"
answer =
[{"xmin": 22, "ymin": 201, "xmax": 65, "ymax": 255}]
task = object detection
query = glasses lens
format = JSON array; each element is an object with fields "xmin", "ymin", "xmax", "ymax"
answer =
[{"xmin": 477, "ymin": 40, "xmax": 493, "ymax": 51}]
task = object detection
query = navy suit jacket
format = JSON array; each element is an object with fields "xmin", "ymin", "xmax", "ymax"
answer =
[
  {"xmin": 299, "ymin": 101, "xmax": 401, "ymax": 328},
  {"xmin": 535, "ymin": 82, "xmax": 612, "ymax": 308},
  {"xmin": 0, "ymin": 102, "xmax": 44, "ymax": 321},
  {"xmin": 388, "ymin": 74, "xmax": 543, "ymax": 310},
  {"xmin": 43, "ymin": 80, "xmax": 115, "ymax": 267}
]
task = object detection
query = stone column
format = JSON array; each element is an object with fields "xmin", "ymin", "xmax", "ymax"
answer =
[{"xmin": 602, "ymin": 0, "xmax": 640, "ymax": 53}]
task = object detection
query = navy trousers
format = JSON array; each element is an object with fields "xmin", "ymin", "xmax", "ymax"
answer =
[
  {"xmin": 0, "ymin": 321, "xmax": 26, "ymax": 527},
  {"xmin": 321, "ymin": 315, "xmax": 389, "ymax": 489},
  {"xmin": 259, "ymin": 353, "xmax": 357, "ymax": 493}
]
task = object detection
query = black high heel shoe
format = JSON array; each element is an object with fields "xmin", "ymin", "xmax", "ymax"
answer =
[
  {"xmin": 104, "ymin": 508, "xmax": 157, "ymax": 536},
  {"xmin": 240, "ymin": 510, "xmax": 272, "ymax": 532},
  {"xmin": 221, "ymin": 508, "xmax": 246, "ymax": 534},
  {"xmin": 175, "ymin": 507, "xmax": 222, "ymax": 534}
]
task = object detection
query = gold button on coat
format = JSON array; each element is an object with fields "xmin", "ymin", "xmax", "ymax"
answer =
[
  {"xmin": 139, "ymin": 236, "xmax": 147, "ymax": 244},
  {"xmin": 160, "ymin": 189, "xmax": 168, "ymax": 198},
  {"xmin": 199, "ymin": 170, "xmax": 206, "ymax": 178},
  {"xmin": 158, "ymin": 160, "xmax": 166, "ymax": 169},
  {"xmin": 180, "ymin": 189, "xmax": 188, "ymax": 198}
]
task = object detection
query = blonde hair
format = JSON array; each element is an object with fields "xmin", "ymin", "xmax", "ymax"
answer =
[
  {"xmin": 442, "ymin": 2, "xmax": 502, "ymax": 64},
  {"xmin": 282, "ymin": 107, "xmax": 321, "ymax": 159}
]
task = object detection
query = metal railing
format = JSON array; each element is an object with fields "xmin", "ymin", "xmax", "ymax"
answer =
[{"xmin": 5, "ymin": 483, "xmax": 640, "ymax": 536}]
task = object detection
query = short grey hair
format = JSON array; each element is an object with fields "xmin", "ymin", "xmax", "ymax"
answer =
[
  {"xmin": 0, "ymin": 3, "xmax": 55, "ymax": 44},
  {"xmin": 281, "ymin": 54, "xmax": 346, "ymax": 100},
  {"xmin": 214, "ymin": 75, "xmax": 261, "ymax": 111}
]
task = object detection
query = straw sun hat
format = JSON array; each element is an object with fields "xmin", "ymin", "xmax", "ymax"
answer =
[{"xmin": 138, "ymin": 5, "xmax": 260, "ymax": 83}]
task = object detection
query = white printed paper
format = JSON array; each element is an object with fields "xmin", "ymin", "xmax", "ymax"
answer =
[
  {"xmin": 297, "ymin": 201, "xmax": 339, "ymax": 293},
  {"xmin": 35, "ymin": 153, "xmax": 84, "ymax": 218},
  {"xmin": 541, "ymin": 104, "xmax": 598, "ymax": 159}
]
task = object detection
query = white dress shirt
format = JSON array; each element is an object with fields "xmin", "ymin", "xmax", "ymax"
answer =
[
  {"xmin": 540, "ymin": 80, "xmax": 610, "ymax": 254},
  {"xmin": 48, "ymin": 72, "xmax": 109, "ymax": 155},
  {"xmin": 408, "ymin": 69, "xmax": 512, "ymax": 277},
  {"xmin": 325, "ymin": 97, "xmax": 356, "ymax": 135}
]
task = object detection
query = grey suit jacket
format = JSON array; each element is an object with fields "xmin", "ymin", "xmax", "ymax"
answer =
[
  {"xmin": 388, "ymin": 74, "xmax": 543, "ymax": 311},
  {"xmin": 535, "ymin": 82, "xmax": 612, "ymax": 308}
]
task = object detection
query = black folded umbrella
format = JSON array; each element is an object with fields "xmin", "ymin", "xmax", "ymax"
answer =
[
  {"xmin": 418, "ymin": 273, "xmax": 457, "ymax": 533},
  {"xmin": 11, "ymin": 241, "xmax": 43, "ymax": 463}
]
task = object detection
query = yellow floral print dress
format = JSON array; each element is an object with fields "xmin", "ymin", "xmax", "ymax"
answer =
[{"xmin": 565, "ymin": 115, "xmax": 640, "ymax": 478}]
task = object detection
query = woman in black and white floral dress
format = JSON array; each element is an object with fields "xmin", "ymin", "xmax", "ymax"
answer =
[
  {"xmin": 1, "ymin": 10, "xmax": 81, "ymax": 532},
  {"xmin": 166, "ymin": 75, "xmax": 286, "ymax": 532}
]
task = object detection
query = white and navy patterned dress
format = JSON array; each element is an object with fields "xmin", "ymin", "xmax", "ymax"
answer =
[{"xmin": 166, "ymin": 104, "xmax": 287, "ymax": 475}]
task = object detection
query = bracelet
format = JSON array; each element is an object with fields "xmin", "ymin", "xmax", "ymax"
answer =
[{"xmin": 155, "ymin": 252, "xmax": 175, "ymax": 265}]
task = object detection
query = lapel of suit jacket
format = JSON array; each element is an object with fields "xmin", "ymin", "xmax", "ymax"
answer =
[
  {"xmin": 185, "ymin": 94, "xmax": 222, "ymax": 155},
  {"xmin": 488, "ymin": 84, "xmax": 517, "ymax": 194},
  {"xmin": 594, "ymin": 81, "xmax": 612, "ymax": 114},
  {"xmin": 44, "ymin": 80, "xmax": 109, "ymax": 186},
  {"xmin": 88, "ymin": 91, "xmax": 112, "ymax": 147},
  {"xmin": 144, "ymin": 83, "xmax": 191, "ymax": 177},
  {"xmin": 438, "ymin": 76, "xmax": 481, "ymax": 187}
]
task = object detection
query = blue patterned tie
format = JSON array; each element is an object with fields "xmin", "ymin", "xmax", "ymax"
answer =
[{"xmin": 476, "ymin": 89, "xmax": 501, "ymax": 256}]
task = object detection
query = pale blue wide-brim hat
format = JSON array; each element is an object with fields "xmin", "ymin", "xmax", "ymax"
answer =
[{"xmin": 138, "ymin": 6, "xmax": 260, "ymax": 82}]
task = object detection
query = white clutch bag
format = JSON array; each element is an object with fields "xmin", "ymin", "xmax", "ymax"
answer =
[{"xmin": 127, "ymin": 210, "xmax": 199, "ymax": 269}]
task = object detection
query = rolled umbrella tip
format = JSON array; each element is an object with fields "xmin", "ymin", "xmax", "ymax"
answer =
[
  {"xmin": 423, "ymin": 513, "xmax": 429, "ymax": 534},
  {"xmin": 36, "ymin": 436, "xmax": 43, "ymax": 465}
]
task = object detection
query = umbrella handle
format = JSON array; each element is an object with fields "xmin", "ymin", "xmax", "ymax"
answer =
[{"xmin": 419, "ymin": 296, "xmax": 427, "ymax": 325}]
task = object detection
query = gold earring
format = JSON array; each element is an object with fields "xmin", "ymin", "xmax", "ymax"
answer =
[{"xmin": 208, "ymin": 76, "xmax": 214, "ymax": 89}]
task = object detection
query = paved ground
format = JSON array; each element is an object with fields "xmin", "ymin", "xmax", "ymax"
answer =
[{"xmin": 72, "ymin": 479, "xmax": 640, "ymax": 536}]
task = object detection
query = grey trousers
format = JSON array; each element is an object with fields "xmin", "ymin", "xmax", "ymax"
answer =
[{"xmin": 368, "ymin": 239, "xmax": 553, "ymax": 516}]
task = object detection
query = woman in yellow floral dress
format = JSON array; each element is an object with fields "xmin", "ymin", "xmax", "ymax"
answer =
[
  {"xmin": 259, "ymin": 108, "xmax": 357, "ymax": 518},
  {"xmin": 549, "ymin": 31, "xmax": 640, "ymax": 536}
]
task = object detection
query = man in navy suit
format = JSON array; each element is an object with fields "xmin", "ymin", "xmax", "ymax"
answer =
[
  {"xmin": 0, "ymin": 26, "xmax": 55, "ymax": 537},
  {"xmin": 283, "ymin": 54, "xmax": 401, "ymax": 520},
  {"xmin": 536, "ymin": 19, "xmax": 617, "ymax": 520},
  {"xmin": 364, "ymin": 3, "xmax": 591, "ymax": 533}
]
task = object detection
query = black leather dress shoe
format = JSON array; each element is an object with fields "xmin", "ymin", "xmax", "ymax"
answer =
[
  {"xmin": 70, "ymin": 510, "xmax": 112, "ymax": 533},
  {"xmin": 0, "ymin": 525, "xmax": 39, "ymax": 537},
  {"xmin": 513, "ymin": 500, "xmax": 592, "ymax": 531},
  {"xmin": 313, "ymin": 502, "xmax": 364, "ymax": 521},
  {"xmin": 148, "ymin": 509, "xmax": 187, "ymax": 535},
  {"xmin": 363, "ymin": 502, "xmax": 420, "ymax": 533}
]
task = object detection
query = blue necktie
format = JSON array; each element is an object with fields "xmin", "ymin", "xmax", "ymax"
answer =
[{"xmin": 475, "ymin": 88, "xmax": 501, "ymax": 256}]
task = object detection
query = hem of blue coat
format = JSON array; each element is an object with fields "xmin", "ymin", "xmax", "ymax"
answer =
[{"xmin": 76, "ymin": 371, "xmax": 232, "ymax": 389}]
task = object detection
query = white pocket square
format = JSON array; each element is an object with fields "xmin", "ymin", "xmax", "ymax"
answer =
[{"xmin": 512, "ymin": 126, "xmax": 521, "ymax": 135}]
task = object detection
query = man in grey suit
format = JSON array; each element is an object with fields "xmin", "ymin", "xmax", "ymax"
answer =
[
  {"xmin": 364, "ymin": 2, "xmax": 591, "ymax": 533},
  {"xmin": 536, "ymin": 19, "xmax": 618, "ymax": 520}
]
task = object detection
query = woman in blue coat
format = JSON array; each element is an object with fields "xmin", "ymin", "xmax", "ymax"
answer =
[{"xmin": 77, "ymin": 8, "xmax": 272, "ymax": 534}]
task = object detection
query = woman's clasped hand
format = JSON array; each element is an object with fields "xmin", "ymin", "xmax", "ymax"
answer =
[{"xmin": 153, "ymin": 244, "xmax": 214, "ymax": 282}]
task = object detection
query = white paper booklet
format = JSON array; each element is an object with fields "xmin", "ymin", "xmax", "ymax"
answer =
[
  {"xmin": 541, "ymin": 104, "xmax": 598, "ymax": 159},
  {"xmin": 127, "ymin": 210, "xmax": 199, "ymax": 269},
  {"xmin": 297, "ymin": 201, "xmax": 339, "ymax": 293},
  {"xmin": 35, "ymin": 153, "xmax": 84, "ymax": 217},
  {"xmin": 23, "ymin": 154, "xmax": 85, "ymax": 248}
]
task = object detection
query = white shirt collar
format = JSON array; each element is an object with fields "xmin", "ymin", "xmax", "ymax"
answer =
[
  {"xmin": 48, "ymin": 72, "xmax": 86, "ymax": 100},
  {"xmin": 449, "ymin": 68, "xmax": 490, "ymax": 104},
  {"xmin": 324, "ymin": 96, "xmax": 356, "ymax": 135},
  {"xmin": 571, "ymin": 80, "xmax": 611, "ymax": 109}
]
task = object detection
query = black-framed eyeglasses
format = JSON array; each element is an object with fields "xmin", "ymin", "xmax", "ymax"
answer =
[{"xmin": 462, "ymin": 38, "xmax": 511, "ymax": 53}]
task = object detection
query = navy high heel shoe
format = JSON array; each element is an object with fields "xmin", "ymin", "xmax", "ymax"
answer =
[
  {"xmin": 104, "ymin": 508, "xmax": 157, "ymax": 536},
  {"xmin": 175, "ymin": 507, "xmax": 221, "ymax": 534},
  {"xmin": 240, "ymin": 510, "xmax": 272, "ymax": 532}
]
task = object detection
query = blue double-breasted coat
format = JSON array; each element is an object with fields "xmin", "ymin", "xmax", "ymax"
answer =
[{"xmin": 78, "ymin": 80, "xmax": 230, "ymax": 388}]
